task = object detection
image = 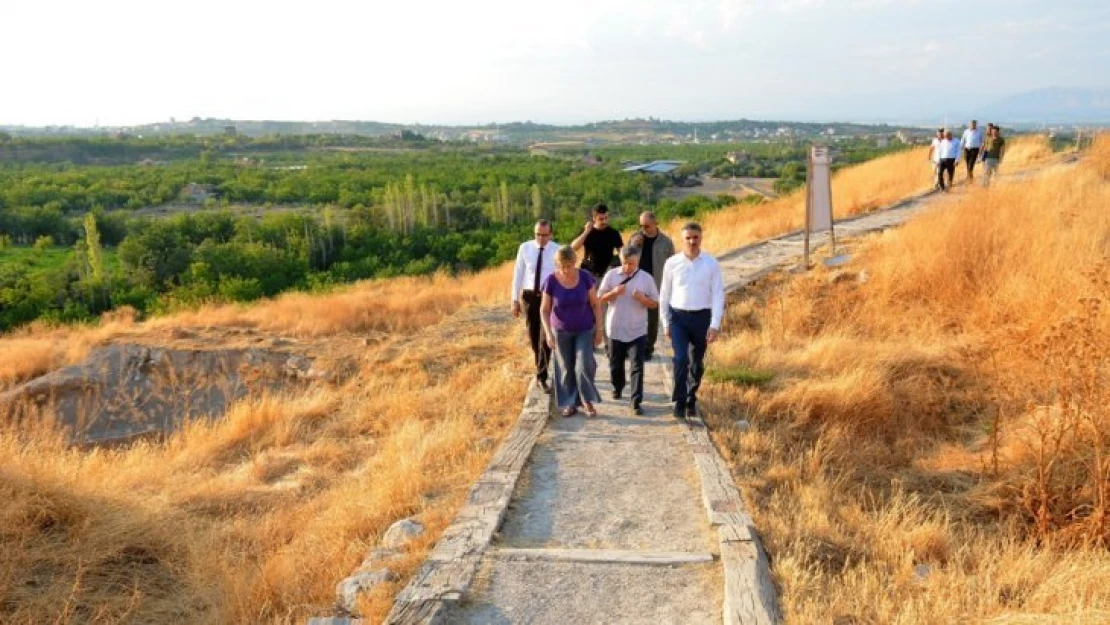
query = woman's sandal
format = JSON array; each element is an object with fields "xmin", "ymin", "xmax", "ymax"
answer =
[
  {"xmin": 561, "ymin": 406, "xmax": 578, "ymax": 418},
  {"xmin": 583, "ymin": 403, "xmax": 598, "ymax": 418}
]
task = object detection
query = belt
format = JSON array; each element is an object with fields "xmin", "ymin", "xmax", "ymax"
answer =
[
  {"xmin": 672, "ymin": 308, "xmax": 710, "ymax": 314},
  {"xmin": 521, "ymin": 290, "xmax": 541, "ymax": 297}
]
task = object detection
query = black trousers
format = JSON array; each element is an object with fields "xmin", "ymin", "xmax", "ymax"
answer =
[
  {"xmin": 669, "ymin": 309, "xmax": 711, "ymax": 408},
  {"xmin": 646, "ymin": 307, "xmax": 659, "ymax": 357},
  {"xmin": 521, "ymin": 291, "xmax": 551, "ymax": 382},
  {"xmin": 964, "ymin": 148, "xmax": 980, "ymax": 179},
  {"xmin": 938, "ymin": 158, "xmax": 956, "ymax": 190},
  {"xmin": 609, "ymin": 336, "xmax": 646, "ymax": 407}
]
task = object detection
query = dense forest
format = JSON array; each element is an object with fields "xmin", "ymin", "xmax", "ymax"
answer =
[{"xmin": 0, "ymin": 133, "xmax": 903, "ymax": 331}]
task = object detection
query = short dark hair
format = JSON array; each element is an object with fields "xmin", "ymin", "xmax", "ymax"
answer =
[
  {"xmin": 592, "ymin": 203, "xmax": 609, "ymax": 216},
  {"xmin": 534, "ymin": 219, "xmax": 551, "ymax": 230},
  {"xmin": 682, "ymin": 222, "xmax": 702, "ymax": 234}
]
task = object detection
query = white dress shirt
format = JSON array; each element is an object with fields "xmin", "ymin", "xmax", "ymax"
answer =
[
  {"xmin": 511, "ymin": 240, "xmax": 561, "ymax": 302},
  {"xmin": 961, "ymin": 127, "xmax": 983, "ymax": 149},
  {"xmin": 939, "ymin": 138, "xmax": 962, "ymax": 160},
  {"xmin": 659, "ymin": 251, "xmax": 725, "ymax": 331}
]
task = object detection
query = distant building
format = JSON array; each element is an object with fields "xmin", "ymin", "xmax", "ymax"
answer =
[
  {"xmin": 726, "ymin": 151, "xmax": 749, "ymax": 165},
  {"xmin": 622, "ymin": 160, "xmax": 684, "ymax": 174},
  {"xmin": 876, "ymin": 136, "xmax": 890, "ymax": 148},
  {"xmin": 223, "ymin": 125, "xmax": 237, "ymax": 136},
  {"xmin": 896, "ymin": 131, "xmax": 911, "ymax": 144}
]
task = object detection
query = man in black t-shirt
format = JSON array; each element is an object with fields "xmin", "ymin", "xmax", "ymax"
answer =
[
  {"xmin": 572, "ymin": 203, "xmax": 623, "ymax": 355},
  {"xmin": 571, "ymin": 203, "xmax": 624, "ymax": 280}
]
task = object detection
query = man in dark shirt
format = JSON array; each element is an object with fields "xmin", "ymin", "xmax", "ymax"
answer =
[
  {"xmin": 572, "ymin": 203, "xmax": 624, "ymax": 280},
  {"xmin": 630, "ymin": 211, "xmax": 675, "ymax": 359},
  {"xmin": 572, "ymin": 203, "xmax": 623, "ymax": 354}
]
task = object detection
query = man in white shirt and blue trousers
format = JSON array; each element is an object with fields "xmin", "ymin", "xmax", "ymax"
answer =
[
  {"xmin": 512, "ymin": 219, "xmax": 561, "ymax": 392},
  {"xmin": 961, "ymin": 120, "xmax": 983, "ymax": 182},
  {"xmin": 599, "ymin": 245, "xmax": 660, "ymax": 416},
  {"xmin": 659, "ymin": 222, "xmax": 725, "ymax": 419}
]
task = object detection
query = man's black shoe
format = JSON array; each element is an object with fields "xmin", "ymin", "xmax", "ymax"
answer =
[
  {"xmin": 686, "ymin": 403, "xmax": 698, "ymax": 418},
  {"xmin": 644, "ymin": 351, "xmax": 654, "ymax": 361},
  {"xmin": 612, "ymin": 388, "xmax": 622, "ymax": 400},
  {"xmin": 538, "ymin": 378, "xmax": 551, "ymax": 394},
  {"xmin": 673, "ymin": 403, "xmax": 686, "ymax": 420},
  {"xmin": 632, "ymin": 404, "xmax": 643, "ymax": 416}
]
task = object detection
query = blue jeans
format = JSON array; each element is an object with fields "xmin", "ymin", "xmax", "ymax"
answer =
[
  {"xmin": 669, "ymin": 309, "xmax": 711, "ymax": 408},
  {"xmin": 554, "ymin": 328, "xmax": 601, "ymax": 409}
]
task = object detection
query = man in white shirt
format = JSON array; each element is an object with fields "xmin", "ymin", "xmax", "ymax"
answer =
[
  {"xmin": 961, "ymin": 120, "xmax": 984, "ymax": 182},
  {"xmin": 511, "ymin": 219, "xmax": 561, "ymax": 392},
  {"xmin": 599, "ymin": 245, "xmax": 659, "ymax": 415},
  {"xmin": 937, "ymin": 130, "xmax": 961, "ymax": 192},
  {"xmin": 928, "ymin": 128, "xmax": 945, "ymax": 191},
  {"xmin": 659, "ymin": 222, "xmax": 725, "ymax": 419}
]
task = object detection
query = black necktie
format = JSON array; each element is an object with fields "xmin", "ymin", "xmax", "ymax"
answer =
[{"xmin": 533, "ymin": 247, "xmax": 544, "ymax": 292}]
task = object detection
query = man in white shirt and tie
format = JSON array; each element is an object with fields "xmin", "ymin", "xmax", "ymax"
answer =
[
  {"xmin": 512, "ymin": 219, "xmax": 560, "ymax": 392},
  {"xmin": 961, "ymin": 120, "xmax": 984, "ymax": 182},
  {"xmin": 659, "ymin": 222, "xmax": 725, "ymax": 419}
]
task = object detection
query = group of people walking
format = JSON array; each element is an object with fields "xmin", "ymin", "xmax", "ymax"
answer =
[
  {"xmin": 929, "ymin": 120, "xmax": 1007, "ymax": 191},
  {"xmin": 510, "ymin": 204, "xmax": 724, "ymax": 420}
]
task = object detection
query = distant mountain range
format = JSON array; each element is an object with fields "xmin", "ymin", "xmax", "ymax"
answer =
[{"xmin": 974, "ymin": 87, "xmax": 1110, "ymax": 125}]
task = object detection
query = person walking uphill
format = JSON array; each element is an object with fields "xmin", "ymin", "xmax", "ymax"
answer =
[
  {"xmin": 630, "ymin": 211, "xmax": 675, "ymax": 360},
  {"xmin": 598, "ymin": 245, "xmax": 659, "ymax": 416},
  {"xmin": 961, "ymin": 120, "xmax": 984, "ymax": 181},
  {"xmin": 571, "ymin": 203, "xmax": 624, "ymax": 280},
  {"xmin": 937, "ymin": 130, "xmax": 961, "ymax": 191},
  {"xmin": 511, "ymin": 219, "xmax": 560, "ymax": 392},
  {"xmin": 541, "ymin": 247, "xmax": 604, "ymax": 418},
  {"xmin": 660, "ymin": 222, "xmax": 724, "ymax": 420},
  {"xmin": 981, "ymin": 124, "xmax": 1006, "ymax": 187}
]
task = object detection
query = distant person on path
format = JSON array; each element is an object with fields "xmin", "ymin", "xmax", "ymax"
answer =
[
  {"xmin": 937, "ymin": 130, "xmax": 961, "ymax": 191},
  {"xmin": 659, "ymin": 222, "xmax": 725, "ymax": 420},
  {"xmin": 928, "ymin": 128, "xmax": 945, "ymax": 190},
  {"xmin": 961, "ymin": 120, "xmax": 984, "ymax": 181},
  {"xmin": 598, "ymin": 245, "xmax": 659, "ymax": 416},
  {"xmin": 541, "ymin": 247, "xmax": 604, "ymax": 418},
  {"xmin": 630, "ymin": 211, "xmax": 675, "ymax": 360},
  {"xmin": 981, "ymin": 124, "xmax": 1006, "ymax": 187},
  {"xmin": 511, "ymin": 219, "xmax": 560, "ymax": 392}
]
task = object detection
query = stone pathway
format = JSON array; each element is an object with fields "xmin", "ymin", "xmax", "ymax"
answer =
[{"xmin": 442, "ymin": 355, "xmax": 722, "ymax": 625}]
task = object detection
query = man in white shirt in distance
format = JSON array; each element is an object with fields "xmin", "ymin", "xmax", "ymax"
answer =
[
  {"xmin": 961, "ymin": 120, "xmax": 984, "ymax": 182},
  {"xmin": 659, "ymin": 222, "xmax": 725, "ymax": 420},
  {"xmin": 511, "ymin": 219, "xmax": 561, "ymax": 392},
  {"xmin": 598, "ymin": 245, "xmax": 659, "ymax": 416},
  {"xmin": 937, "ymin": 130, "xmax": 961, "ymax": 192}
]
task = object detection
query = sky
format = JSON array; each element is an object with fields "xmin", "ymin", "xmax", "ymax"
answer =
[{"xmin": 2, "ymin": 0, "xmax": 1107, "ymax": 127}]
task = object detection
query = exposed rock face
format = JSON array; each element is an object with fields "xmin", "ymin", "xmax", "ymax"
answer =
[
  {"xmin": 382, "ymin": 518, "xmax": 425, "ymax": 549},
  {"xmin": 0, "ymin": 343, "xmax": 325, "ymax": 446}
]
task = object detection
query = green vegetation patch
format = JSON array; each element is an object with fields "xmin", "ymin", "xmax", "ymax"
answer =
[{"xmin": 707, "ymin": 364, "xmax": 776, "ymax": 388}]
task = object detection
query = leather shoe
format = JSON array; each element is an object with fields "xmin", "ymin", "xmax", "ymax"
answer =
[
  {"xmin": 612, "ymin": 388, "xmax": 622, "ymax": 400},
  {"xmin": 538, "ymin": 378, "xmax": 551, "ymax": 393},
  {"xmin": 673, "ymin": 403, "xmax": 686, "ymax": 420},
  {"xmin": 686, "ymin": 403, "xmax": 698, "ymax": 418},
  {"xmin": 632, "ymin": 404, "xmax": 643, "ymax": 416}
]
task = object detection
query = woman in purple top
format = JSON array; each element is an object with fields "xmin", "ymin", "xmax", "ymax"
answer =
[{"xmin": 540, "ymin": 246, "xmax": 603, "ymax": 417}]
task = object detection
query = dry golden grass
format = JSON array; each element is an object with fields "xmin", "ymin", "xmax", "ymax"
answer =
[
  {"xmin": 0, "ymin": 260, "xmax": 524, "ymax": 622},
  {"xmin": 0, "ymin": 134, "xmax": 1067, "ymax": 623},
  {"xmin": 702, "ymin": 135, "xmax": 1110, "ymax": 622}
]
